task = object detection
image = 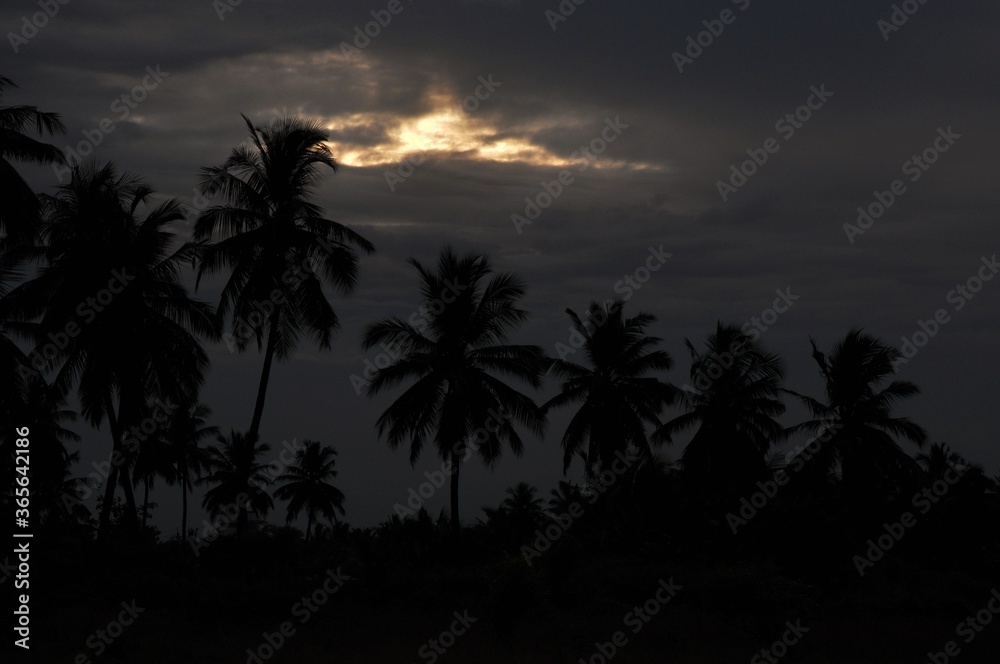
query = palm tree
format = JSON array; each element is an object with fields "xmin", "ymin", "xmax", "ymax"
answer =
[
  {"xmin": 916, "ymin": 442, "xmax": 963, "ymax": 479},
  {"xmin": 655, "ymin": 322, "xmax": 785, "ymax": 494},
  {"xmin": 201, "ymin": 430, "xmax": 274, "ymax": 537},
  {"xmin": 784, "ymin": 329, "xmax": 927, "ymax": 495},
  {"xmin": 363, "ymin": 247, "xmax": 546, "ymax": 537},
  {"xmin": 6, "ymin": 161, "xmax": 217, "ymax": 537},
  {"xmin": 194, "ymin": 114, "xmax": 374, "ymax": 448},
  {"xmin": 165, "ymin": 398, "xmax": 217, "ymax": 543},
  {"xmin": 0, "ymin": 75, "xmax": 65, "ymax": 243},
  {"xmin": 544, "ymin": 301, "xmax": 674, "ymax": 478},
  {"xmin": 273, "ymin": 440, "xmax": 345, "ymax": 541}
]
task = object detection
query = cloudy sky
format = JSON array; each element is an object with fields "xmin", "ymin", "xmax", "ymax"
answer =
[{"xmin": 6, "ymin": 0, "xmax": 999, "ymax": 531}]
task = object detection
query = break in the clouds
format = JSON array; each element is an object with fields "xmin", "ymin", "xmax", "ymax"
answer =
[{"xmin": 4, "ymin": 0, "xmax": 999, "ymax": 528}]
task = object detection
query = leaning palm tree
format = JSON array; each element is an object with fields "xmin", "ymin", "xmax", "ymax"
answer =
[
  {"xmin": 363, "ymin": 247, "xmax": 547, "ymax": 536},
  {"xmin": 195, "ymin": 114, "xmax": 374, "ymax": 448},
  {"xmin": 545, "ymin": 301, "xmax": 674, "ymax": 478},
  {"xmin": 273, "ymin": 440, "xmax": 345, "ymax": 541},
  {"xmin": 655, "ymin": 322, "xmax": 785, "ymax": 494},
  {"xmin": 784, "ymin": 329, "xmax": 927, "ymax": 494},
  {"xmin": 0, "ymin": 75, "xmax": 65, "ymax": 243},
  {"xmin": 200, "ymin": 430, "xmax": 274, "ymax": 537},
  {"xmin": 5, "ymin": 161, "xmax": 217, "ymax": 537},
  {"xmin": 165, "ymin": 398, "xmax": 217, "ymax": 543}
]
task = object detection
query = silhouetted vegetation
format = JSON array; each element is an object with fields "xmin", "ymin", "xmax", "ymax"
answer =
[{"xmin": 2, "ymin": 87, "xmax": 999, "ymax": 663}]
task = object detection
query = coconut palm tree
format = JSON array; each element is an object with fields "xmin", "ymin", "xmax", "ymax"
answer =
[
  {"xmin": 0, "ymin": 75, "xmax": 65, "ymax": 243},
  {"xmin": 194, "ymin": 114, "xmax": 374, "ymax": 448},
  {"xmin": 6, "ymin": 161, "xmax": 217, "ymax": 537},
  {"xmin": 273, "ymin": 440, "xmax": 345, "ymax": 541},
  {"xmin": 130, "ymin": 418, "xmax": 178, "ymax": 533},
  {"xmin": 165, "ymin": 398, "xmax": 217, "ymax": 543},
  {"xmin": 363, "ymin": 247, "xmax": 547, "ymax": 537},
  {"xmin": 784, "ymin": 329, "xmax": 926, "ymax": 495},
  {"xmin": 916, "ymin": 442, "xmax": 963, "ymax": 479},
  {"xmin": 544, "ymin": 301, "xmax": 674, "ymax": 478},
  {"xmin": 655, "ymin": 322, "xmax": 785, "ymax": 494},
  {"xmin": 200, "ymin": 430, "xmax": 274, "ymax": 537}
]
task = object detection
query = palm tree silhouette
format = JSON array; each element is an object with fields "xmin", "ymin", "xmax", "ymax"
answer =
[
  {"xmin": 8, "ymin": 162, "xmax": 217, "ymax": 537},
  {"xmin": 544, "ymin": 301, "xmax": 674, "ymax": 478},
  {"xmin": 201, "ymin": 429, "xmax": 274, "ymax": 537},
  {"xmin": 784, "ymin": 329, "xmax": 927, "ymax": 496},
  {"xmin": 363, "ymin": 247, "xmax": 546, "ymax": 537},
  {"xmin": 916, "ymin": 442, "xmax": 963, "ymax": 478},
  {"xmin": 273, "ymin": 440, "xmax": 345, "ymax": 541},
  {"xmin": 0, "ymin": 75, "xmax": 65, "ymax": 243},
  {"xmin": 655, "ymin": 322, "xmax": 785, "ymax": 495},
  {"xmin": 165, "ymin": 398, "xmax": 218, "ymax": 543},
  {"xmin": 195, "ymin": 114, "xmax": 374, "ymax": 448}
]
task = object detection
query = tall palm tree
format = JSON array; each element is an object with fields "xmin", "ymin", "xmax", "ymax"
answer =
[
  {"xmin": 544, "ymin": 301, "xmax": 674, "ymax": 477},
  {"xmin": 165, "ymin": 398, "xmax": 217, "ymax": 543},
  {"xmin": 0, "ymin": 75, "xmax": 65, "ymax": 243},
  {"xmin": 200, "ymin": 430, "xmax": 274, "ymax": 537},
  {"xmin": 784, "ymin": 329, "xmax": 927, "ymax": 494},
  {"xmin": 273, "ymin": 440, "xmax": 345, "ymax": 541},
  {"xmin": 194, "ymin": 114, "xmax": 374, "ymax": 448},
  {"xmin": 363, "ymin": 247, "xmax": 546, "ymax": 536},
  {"xmin": 6, "ymin": 161, "xmax": 217, "ymax": 537},
  {"xmin": 655, "ymin": 322, "xmax": 785, "ymax": 494}
]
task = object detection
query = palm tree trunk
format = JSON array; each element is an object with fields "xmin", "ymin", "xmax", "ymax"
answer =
[
  {"xmin": 247, "ymin": 310, "xmax": 280, "ymax": 445},
  {"xmin": 450, "ymin": 448, "xmax": 461, "ymax": 538},
  {"xmin": 141, "ymin": 478, "xmax": 150, "ymax": 531},
  {"xmin": 98, "ymin": 465, "xmax": 119, "ymax": 540},
  {"xmin": 98, "ymin": 396, "xmax": 140, "ymax": 538},
  {"xmin": 306, "ymin": 513, "xmax": 314, "ymax": 543}
]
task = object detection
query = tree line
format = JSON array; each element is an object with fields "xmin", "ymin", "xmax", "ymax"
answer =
[{"xmin": 1, "ymin": 76, "xmax": 997, "ymax": 551}]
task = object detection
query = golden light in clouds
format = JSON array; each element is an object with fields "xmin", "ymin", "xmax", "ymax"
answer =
[{"xmin": 321, "ymin": 100, "xmax": 659, "ymax": 172}]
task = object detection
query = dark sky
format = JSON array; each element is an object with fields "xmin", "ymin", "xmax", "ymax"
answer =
[{"xmin": 5, "ymin": 0, "xmax": 999, "ymax": 532}]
